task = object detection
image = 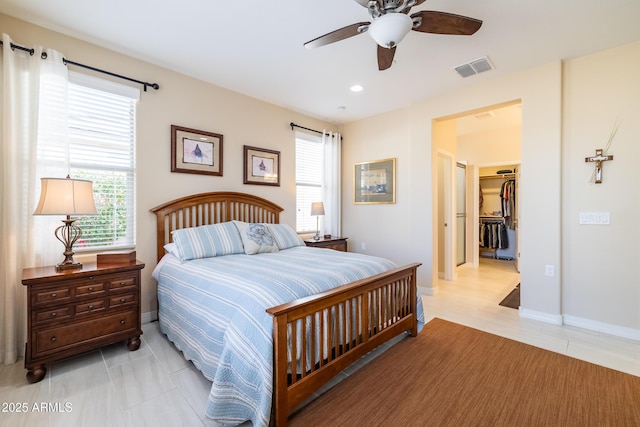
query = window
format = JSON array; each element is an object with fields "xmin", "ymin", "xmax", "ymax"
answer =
[
  {"xmin": 295, "ymin": 133, "xmax": 323, "ymax": 233},
  {"xmin": 67, "ymin": 73, "xmax": 138, "ymax": 250}
]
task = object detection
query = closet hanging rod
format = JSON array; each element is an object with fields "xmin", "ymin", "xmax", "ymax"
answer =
[
  {"xmin": 0, "ymin": 40, "xmax": 160, "ymax": 92},
  {"xmin": 479, "ymin": 173, "xmax": 516, "ymax": 180}
]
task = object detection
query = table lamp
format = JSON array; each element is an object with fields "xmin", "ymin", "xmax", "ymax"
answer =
[
  {"xmin": 33, "ymin": 175, "xmax": 98, "ymax": 271},
  {"xmin": 310, "ymin": 201, "xmax": 325, "ymax": 241}
]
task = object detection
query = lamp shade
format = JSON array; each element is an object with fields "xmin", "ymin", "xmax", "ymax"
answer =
[
  {"xmin": 33, "ymin": 177, "xmax": 98, "ymax": 216},
  {"xmin": 310, "ymin": 202, "xmax": 325, "ymax": 216},
  {"xmin": 369, "ymin": 12, "xmax": 413, "ymax": 48}
]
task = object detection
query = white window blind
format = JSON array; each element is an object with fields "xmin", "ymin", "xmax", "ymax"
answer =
[
  {"xmin": 67, "ymin": 74, "xmax": 138, "ymax": 250},
  {"xmin": 295, "ymin": 134, "xmax": 323, "ymax": 233}
]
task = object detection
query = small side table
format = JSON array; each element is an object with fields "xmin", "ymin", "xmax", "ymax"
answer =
[
  {"xmin": 304, "ymin": 236, "xmax": 348, "ymax": 252},
  {"xmin": 22, "ymin": 260, "xmax": 144, "ymax": 383}
]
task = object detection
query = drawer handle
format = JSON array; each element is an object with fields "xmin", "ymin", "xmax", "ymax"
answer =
[
  {"xmin": 89, "ymin": 276, "xmax": 93, "ymax": 280},
  {"xmin": 51, "ymin": 312, "xmax": 57, "ymax": 317},
  {"xmin": 51, "ymin": 293, "xmax": 57, "ymax": 298},
  {"xmin": 119, "ymin": 282, "xmax": 125, "ymax": 286},
  {"xmin": 120, "ymin": 319, "xmax": 125, "ymax": 325},
  {"xmin": 88, "ymin": 287, "xmax": 94, "ymax": 292},
  {"xmin": 50, "ymin": 336, "xmax": 56, "ymax": 342},
  {"xmin": 88, "ymin": 305, "xmax": 94, "ymax": 310},
  {"xmin": 120, "ymin": 298, "xmax": 125, "ymax": 303}
]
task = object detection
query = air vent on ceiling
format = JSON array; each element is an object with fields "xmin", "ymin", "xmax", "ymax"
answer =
[{"xmin": 454, "ymin": 56, "xmax": 493, "ymax": 78}]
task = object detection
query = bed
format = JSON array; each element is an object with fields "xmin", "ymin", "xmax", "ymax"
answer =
[{"xmin": 150, "ymin": 192, "xmax": 423, "ymax": 426}]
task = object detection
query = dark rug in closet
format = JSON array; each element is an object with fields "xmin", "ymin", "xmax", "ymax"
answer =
[{"xmin": 499, "ymin": 283, "xmax": 520, "ymax": 309}]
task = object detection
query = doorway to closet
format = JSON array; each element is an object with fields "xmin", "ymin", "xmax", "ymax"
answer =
[{"xmin": 457, "ymin": 102, "xmax": 521, "ymax": 281}]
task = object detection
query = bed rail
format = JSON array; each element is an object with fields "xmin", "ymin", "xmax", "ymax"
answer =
[{"xmin": 267, "ymin": 262, "xmax": 421, "ymax": 426}]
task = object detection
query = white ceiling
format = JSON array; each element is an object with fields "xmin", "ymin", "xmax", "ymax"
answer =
[{"xmin": 1, "ymin": 0, "xmax": 640, "ymax": 125}]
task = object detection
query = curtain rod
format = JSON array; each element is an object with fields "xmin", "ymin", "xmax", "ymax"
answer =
[
  {"xmin": 290, "ymin": 122, "xmax": 342, "ymax": 139},
  {"xmin": 0, "ymin": 40, "xmax": 159, "ymax": 92}
]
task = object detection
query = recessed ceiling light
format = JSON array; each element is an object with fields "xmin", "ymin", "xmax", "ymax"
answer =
[{"xmin": 350, "ymin": 84, "xmax": 364, "ymax": 92}]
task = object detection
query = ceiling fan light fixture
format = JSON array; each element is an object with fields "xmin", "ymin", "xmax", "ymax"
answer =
[{"xmin": 369, "ymin": 13, "xmax": 413, "ymax": 48}]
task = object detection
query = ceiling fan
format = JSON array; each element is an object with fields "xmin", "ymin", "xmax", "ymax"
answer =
[{"xmin": 304, "ymin": 0, "xmax": 482, "ymax": 71}]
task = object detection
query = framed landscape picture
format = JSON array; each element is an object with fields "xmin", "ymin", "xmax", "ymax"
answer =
[
  {"xmin": 354, "ymin": 158, "xmax": 396, "ymax": 204},
  {"xmin": 243, "ymin": 145, "xmax": 280, "ymax": 186},
  {"xmin": 171, "ymin": 125, "xmax": 223, "ymax": 176}
]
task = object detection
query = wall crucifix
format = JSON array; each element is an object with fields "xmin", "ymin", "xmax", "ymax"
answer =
[{"xmin": 585, "ymin": 149, "xmax": 613, "ymax": 184}]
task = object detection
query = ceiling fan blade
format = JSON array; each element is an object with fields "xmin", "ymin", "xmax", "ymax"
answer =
[
  {"xmin": 411, "ymin": 11, "xmax": 482, "ymax": 35},
  {"xmin": 377, "ymin": 45, "xmax": 396, "ymax": 71},
  {"xmin": 304, "ymin": 22, "xmax": 370, "ymax": 49}
]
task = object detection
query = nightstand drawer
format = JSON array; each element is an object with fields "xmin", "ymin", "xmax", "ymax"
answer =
[
  {"xmin": 304, "ymin": 237, "xmax": 348, "ymax": 252},
  {"xmin": 35, "ymin": 288, "xmax": 71, "ymax": 305},
  {"xmin": 34, "ymin": 307, "xmax": 71, "ymax": 325},
  {"xmin": 321, "ymin": 242, "xmax": 346, "ymax": 251},
  {"xmin": 108, "ymin": 275, "xmax": 137, "ymax": 292},
  {"xmin": 76, "ymin": 282, "xmax": 106, "ymax": 297},
  {"xmin": 110, "ymin": 293, "xmax": 136, "ymax": 308},
  {"xmin": 75, "ymin": 299, "xmax": 106, "ymax": 315},
  {"xmin": 34, "ymin": 311, "xmax": 137, "ymax": 355}
]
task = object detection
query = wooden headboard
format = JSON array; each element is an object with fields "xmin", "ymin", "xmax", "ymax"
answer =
[{"xmin": 150, "ymin": 191, "xmax": 284, "ymax": 262}]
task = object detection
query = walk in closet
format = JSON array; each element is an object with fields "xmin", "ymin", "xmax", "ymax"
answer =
[{"xmin": 479, "ymin": 166, "xmax": 517, "ymax": 260}]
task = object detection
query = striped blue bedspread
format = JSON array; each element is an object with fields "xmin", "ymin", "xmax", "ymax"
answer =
[{"xmin": 152, "ymin": 246, "xmax": 424, "ymax": 426}]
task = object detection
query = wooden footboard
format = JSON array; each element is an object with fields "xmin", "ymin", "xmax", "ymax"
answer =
[{"xmin": 267, "ymin": 262, "xmax": 421, "ymax": 426}]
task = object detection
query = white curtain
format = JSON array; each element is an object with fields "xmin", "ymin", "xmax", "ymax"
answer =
[
  {"xmin": 322, "ymin": 130, "xmax": 342, "ymax": 237},
  {"xmin": 1, "ymin": 34, "xmax": 69, "ymax": 365}
]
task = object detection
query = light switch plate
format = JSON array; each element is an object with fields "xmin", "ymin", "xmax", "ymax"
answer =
[{"xmin": 579, "ymin": 212, "xmax": 610, "ymax": 225}]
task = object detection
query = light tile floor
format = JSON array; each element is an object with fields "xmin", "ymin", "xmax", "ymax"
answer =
[{"xmin": 1, "ymin": 258, "xmax": 639, "ymax": 426}]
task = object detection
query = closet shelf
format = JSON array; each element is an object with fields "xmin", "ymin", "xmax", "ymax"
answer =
[{"xmin": 479, "ymin": 173, "xmax": 516, "ymax": 180}]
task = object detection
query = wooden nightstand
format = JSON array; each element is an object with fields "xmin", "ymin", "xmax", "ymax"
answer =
[
  {"xmin": 22, "ymin": 260, "xmax": 145, "ymax": 383},
  {"xmin": 304, "ymin": 236, "xmax": 348, "ymax": 252}
]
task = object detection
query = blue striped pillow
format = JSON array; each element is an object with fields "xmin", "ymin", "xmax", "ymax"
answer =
[
  {"xmin": 268, "ymin": 223, "xmax": 305, "ymax": 250},
  {"xmin": 171, "ymin": 222, "xmax": 245, "ymax": 261}
]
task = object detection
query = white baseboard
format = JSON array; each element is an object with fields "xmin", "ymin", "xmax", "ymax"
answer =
[
  {"xmin": 419, "ymin": 285, "xmax": 438, "ymax": 296},
  {"xmin": 519, "ymin": 307, "xmax": 563, "ymax": 325},
  {"xmin": 563, "ymin": 314, "xmax": 640, "ymax": 341},
  {"xmin": 141, "ymin": 311, "xmax": 158, "ymax": 324}
]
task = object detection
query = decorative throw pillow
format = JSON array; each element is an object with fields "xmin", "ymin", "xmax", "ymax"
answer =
[
  {"xmin": 233, "ymin": 221, "xmax": 279, "ymax": 255},
  {"xmin": 171, "ymin": 222, "xmax": 245, "ymax": 261},
  {"xmin": 268, "ymin": 223, "xmax": 305, "ymax": 250}
]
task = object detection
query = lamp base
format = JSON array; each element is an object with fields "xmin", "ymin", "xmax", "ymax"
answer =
[
  {"xmin": 54, "ymin": 217, "xmax": 83, "ymax": 272},
  {"xmin": 313, "ymin": 232, "xmax": 321, "ymax": 241},
  {"xmin": 56, "ymin": 260, "xmax": 83, "ymax": 272}
]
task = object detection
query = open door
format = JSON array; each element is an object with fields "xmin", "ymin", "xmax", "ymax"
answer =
[
  {"xmin": 437, "ymin": 151, "xmax": 455, "ymax": 280},
  {"xmin": 456, "ymin": 163, "xmax": 466, "ymax": 266}
]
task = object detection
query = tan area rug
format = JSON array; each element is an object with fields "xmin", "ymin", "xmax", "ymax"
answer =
[{"xmin": 289, "ymin": 318, "xmax": 640, "ymax": 427}]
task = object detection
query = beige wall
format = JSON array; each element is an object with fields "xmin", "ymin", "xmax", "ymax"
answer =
[
  {"xmin": 561, "ymin": 41, "xmax": 640, "ymax": 334},
  {"xmin": 340, "ymin": 108, "xmax": 412, "ymax": 260},
  {"xmin": 1, "ymin": 14, "xmax": 338, "ymax": 318},
  {"xmin": 457, "ymin": 126, "xmax": 521, "ymax": 166}
]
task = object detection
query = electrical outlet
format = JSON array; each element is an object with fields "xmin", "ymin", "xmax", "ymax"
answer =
[
  {"xmin": 361, "ymin": 242, "xmax": 366, "ymax": 250},
  {"xmin": 545, "ymin": 265, "xmax": 555, "ymax": 277}
]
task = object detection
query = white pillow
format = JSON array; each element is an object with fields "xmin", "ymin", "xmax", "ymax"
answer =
[
  {"xmin": 233, "ymin": 221, "xmax": 279, "ymax": 255},
  {"xmin": 268, "ymin": 223, "xmax": 305, "ymax": 250},
  {"xmin": 163, "ymin": 242, "xmax": 180, "ymax": 258}
]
